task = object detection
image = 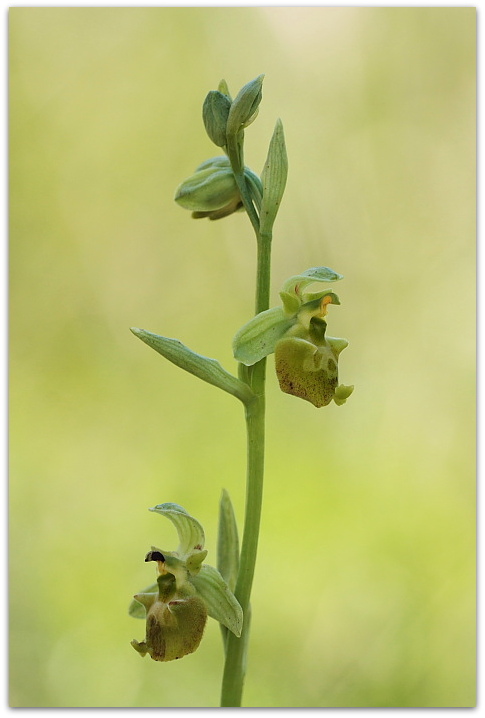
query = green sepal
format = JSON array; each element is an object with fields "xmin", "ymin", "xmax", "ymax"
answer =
[
  {"xmin": 129, "ymin": 583, "xmax": 158, "ymax": 619},
  {"xmin": 188, "ymin": 564, "xmax": 243, "ymax": 637},
  {"xmin": 233, "ymin": 307, "xmax": 295, "ymax": 366},
  {"xmin": 131, "ymin": 327, "xmax": 255, "ymax": 405},
  {"xmin": 282, "ymin": 267, "xmax": 343, "ymax": 297},
  {"xmin": 226, "ymin": 74, "xmax": 264, "ymax": 136},
  {"xmin": 260, "ymin": 119, "xmax": 288, "ymax": 235},
  {"xmin": 217, "ymin": 489, "xmax": 239, "ymax": 592},
  {"xmin": 149, "ymin": 503, "xmax": 205, "ymax": 557}
]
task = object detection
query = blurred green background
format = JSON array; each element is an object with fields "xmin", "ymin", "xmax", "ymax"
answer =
[{"xmin": 9, "ymin": 7, "xmax": 475, "ymax": 708}]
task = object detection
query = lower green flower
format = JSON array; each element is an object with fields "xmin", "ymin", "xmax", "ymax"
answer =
[{"xmin": 129, "ymin": 503, "xmax": 242, "ymax": 663}]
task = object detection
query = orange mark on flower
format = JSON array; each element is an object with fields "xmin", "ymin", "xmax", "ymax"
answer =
[{"xmin": 320, "ymin": 295, "xmax": 334, "ymax": 317}]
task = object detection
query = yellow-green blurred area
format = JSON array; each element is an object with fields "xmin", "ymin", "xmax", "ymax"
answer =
[{"xmin": 9, "ymin": 7, "xmax": 475, "ymax": 708}]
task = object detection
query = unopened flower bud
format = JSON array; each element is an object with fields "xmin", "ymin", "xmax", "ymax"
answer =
[
  {"xmin": 174, "ymin": 165, "xmax": 240, "ymax": 215},
  {"xmin": 175, "ymin": 158, "xmax": 262, "ymax": 221},
  {"xmin": 203, "ymin": 90, "xmax": 232, "ymax": 147},
  {"xmin": 226, "ymin": 75, "xmax": 264, "ymax": 136}
]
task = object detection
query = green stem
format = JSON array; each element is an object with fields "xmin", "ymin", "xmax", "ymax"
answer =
[
  {"xmin": 255, "ymin": 233, "xmax": 272, "ymax": 315},
  {"xmin": 220, "ymin": 151, "xmax": 272, "ymax": 703},
  {"xmin": 220, "ymin": 387, "xmax": 265, "ymax": 706},
  {"xmin": 225, "ymin": 133, "xmax": 260, "ymax": 235}
]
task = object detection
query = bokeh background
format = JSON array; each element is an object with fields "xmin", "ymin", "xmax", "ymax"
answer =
[{"xmin": 9, "ymin": 7, "xmax": 475, "ymax": 708}]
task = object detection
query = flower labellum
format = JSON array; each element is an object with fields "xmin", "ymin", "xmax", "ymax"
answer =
[
  {"xmin": 275, "ymin": 312, "xmax": 349, "ymax": 408},
  {"xmin": 131, "ymin": 571, "xmax": 207, "ymax": 662}
]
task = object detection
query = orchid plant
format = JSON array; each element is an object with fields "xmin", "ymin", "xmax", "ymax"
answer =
[{"xmin": 129, "ymin": 75, "xmax": 353, "ymax": 707}]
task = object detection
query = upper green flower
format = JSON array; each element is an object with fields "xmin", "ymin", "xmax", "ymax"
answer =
[
  {"xmin": 129, "ymin": 503, "xmax": 242, "ymax": 662},
  {"xmin": 233, "ymin": 267, "xmax": 354, "ymax": 408}
]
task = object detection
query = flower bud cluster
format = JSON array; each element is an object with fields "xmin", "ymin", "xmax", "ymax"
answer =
[
  {"xmin": 202, "ymin": 75, "xmax": 264, "ymax": 149},
  {"xmin": 175, "ymin": 76, "xmax": 266, "ymax": 223}
]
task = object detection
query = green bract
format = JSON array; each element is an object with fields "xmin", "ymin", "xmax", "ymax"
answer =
[
  {"xmin": 130, "ymin": 503, "xmax": 243, "ymax": 663},
  {"xmin": 233, "ymin": 267, "xmax": 353, "ymax": 408},
  {"xmin": 260, "ymin": 119, "xmax": 288, "ymax": 235},
  {"xmin": 217, "ymin": 489, "xmax": 239, "ymax": 593}
]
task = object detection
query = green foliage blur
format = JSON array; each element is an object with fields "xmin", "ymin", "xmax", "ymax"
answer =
[{"xmin": 9, "ymin": 7, "xmax": 475, "ymax": 708}]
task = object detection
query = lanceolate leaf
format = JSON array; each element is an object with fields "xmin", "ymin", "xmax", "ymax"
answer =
[
  {"xmin": 131, "ymin": 327, "xmax": 255, "ymax": 405},
  {"xmin": 189, "ymin": 564, "xmax": 243, "ymax": 637},
  {"xmin": 233, "ymin": 307, "xmax": 294, "ymax": 366},
  {"xmin": 149, "ymin": 503, "xmax": 205, "ymax": 557}
]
